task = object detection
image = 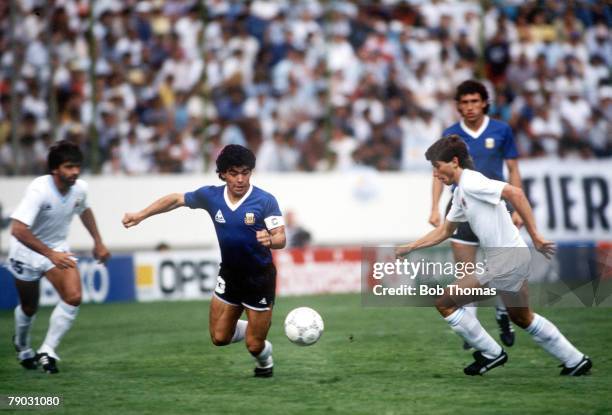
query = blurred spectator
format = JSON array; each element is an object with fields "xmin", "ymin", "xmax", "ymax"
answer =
[
  {"xmin": 257, "ymin": 130, "xmax": 299, "ymax": 172},
  {"xmin": 484, "ymin": 29, "xmax": 511, "ymax": 86},
  {"xmin": 401, "ymin": 108, "xmax": 442, "ymax": 170},
  {"xmin": 329, "ymin": 126, "xmax": 358, "ymax": 171},
  {"xmin": 284, "ymin": 210, "xmax": 312, "ymax": 248},
  {"xmin": 589, "ymin": 87, "xmax": 612, "ymax": 157},
  {"xmin": 559, "ymin": 86, "xmax": 593, "ymax": 158},
  {"xmin": 528, "ymin": 105, "xmax": 563, "ymax": 157},
  {"xmin": 120, "ymin": 130, "xmax": 152, "ymax": 174}
]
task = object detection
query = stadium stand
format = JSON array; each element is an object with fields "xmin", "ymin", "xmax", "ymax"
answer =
[{"xmin": 0, "ymin": 0, "xmax": 610, "ymax": 175}]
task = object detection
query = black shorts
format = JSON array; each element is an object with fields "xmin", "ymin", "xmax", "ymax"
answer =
[
  {"xmin": 445, "ymin": 199, "xmax": 479, "ymax": 245},
  {"xmin": 450, "ymin": 222, "xmax": 480, "ymax": 245},
  {"xmin": 213, "ymin": 263, "xmax": 276, "ymax": 311}
]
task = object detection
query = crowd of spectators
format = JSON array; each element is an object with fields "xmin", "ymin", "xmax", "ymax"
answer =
[{"xmin": 0, "ymin": 0, "xmax": 610, "ymax": 175}]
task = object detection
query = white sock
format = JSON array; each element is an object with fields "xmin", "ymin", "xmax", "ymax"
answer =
[
  {"xmin": 254, "ymin": 340, "xmax": 273, "ymax": 369},
  {"xmin": 445, "ymin": 308, "xmax": 503, "ymax": 359},
  {"xmin": 526, "ymin": 314, "xmax": 583, "ymax": 367},
  {"xmin": 14, "ymin": 305, "xmax": 36, "ymax": 358},
  {"xmin": 39, "ymin": 301, "xmax": 79, "ymax": 360},
  {"xmin": 464, "ymin": 302, "xmax": 478, "ymax": 318},
  {"xmin": 495, "ymin": 297, "xmax": 507, "ymax": 314},
  {"xmin": 231, "ymin": 320, "xmax": 247, "ymax": 343}
]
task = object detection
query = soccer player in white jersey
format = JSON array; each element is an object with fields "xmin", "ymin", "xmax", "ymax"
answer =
[
  {"xmin": 8, "ymin": 140, "xmax": 110, "ymax": 374},
  {"xmin": 396, "ymin": 135, "xmax": 592, "ymax": 376},
  {"xmin": 429, "ymin": 80, "xmax": 523, "ymax": 349},
  {"xmin": 122, "ymin": 145, "xmax": 286, "ymax": 377}
]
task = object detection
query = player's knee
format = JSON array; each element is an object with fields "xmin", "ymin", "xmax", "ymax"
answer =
[
  {"xmin": 246, "ymin": 338, "xmax": 264, "ymax": 355},
  {"xmin": 64, "ymin": 293, "xmax": 82, "ymax": 307},
  {"xmin": 21, "ymin": 304, "xmax": 38, "ymax": 316},
  {"xmin": 509, "ymin": 312, "xmax": 532, "ymax": 329},
  {"xmin": 434, "ymin": 297, "xmax": 455, "ymax": 317},
  {"xmin": 210, "ymin": 331, "xmax": 232, "ymax": 347}
]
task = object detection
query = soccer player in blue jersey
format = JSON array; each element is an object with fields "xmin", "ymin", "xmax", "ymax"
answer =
[
  {"xmin": 428, "ymin": 80, "xmax": 523, "ymax": 349},
  {"xmin": 396, "ymin": 135, "xmax": 592, "ymax": 376},
  {"xmin": 122, "ymin": 145, "xmax": 286, "ymax": 378}
]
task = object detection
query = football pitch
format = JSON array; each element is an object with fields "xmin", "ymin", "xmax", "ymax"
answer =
[{"xmin": 1, "ymin": 294, "xmax": 610, "ymax": 414}]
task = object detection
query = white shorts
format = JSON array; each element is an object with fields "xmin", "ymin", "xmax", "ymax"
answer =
[
  {"xmin": 477, "ymin": 248, "xmax": 531, "ymax": 292},
  {"xmin": 7, "ymin": 242, "xmax": 73, "ymax": 282}
]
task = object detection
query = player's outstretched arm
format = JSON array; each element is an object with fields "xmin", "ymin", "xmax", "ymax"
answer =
[
  {"xmin": 80, "ymin": 208, "xmax": 111, "ymax": 263},
  {"xmin": 429, "ymin": 173, "xmax": 444, "ymax": 227},
  {"xmin": 11, "ymin": 219, "xmax": 76, "ymax": 269},
  {"xmin": 501, "ymin": 184, "xmax": 555, "ymax": 258},
  {"xmin": 395, "ymin": 220, "xmax": 458, "ymax": 257},
  {"xmin": 505, "ymin": 158, "xmax": 524, "ymax": 228},
  {"xmin": 122, "ymin": 193, "xmax": 185, "ymax": 228}
]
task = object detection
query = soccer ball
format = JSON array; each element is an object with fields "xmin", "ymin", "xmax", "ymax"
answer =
[{"xmin": 284, "ymin": 307, "xmax": 324, "ymax": 346}]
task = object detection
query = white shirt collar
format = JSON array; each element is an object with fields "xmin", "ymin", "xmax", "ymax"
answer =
[
  {"xmin": 48, "ymin": 175, "xmax": 72, "ymax": 201},
  {"xmin": 223, "ymin": 184, "xmax": 253, "ymax": 211},
  {"xmin": 460, "ymin": 116, "xmax": 490, "ymax": 139}
]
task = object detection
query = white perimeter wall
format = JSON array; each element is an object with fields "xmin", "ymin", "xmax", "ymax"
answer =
[
  {"xmin": 1, "ymin": 158, "xmax": 611, "ymax": 251},
  {"xmin": 0, "ymin": 170, "xmax": 442, "ymax": 251}
]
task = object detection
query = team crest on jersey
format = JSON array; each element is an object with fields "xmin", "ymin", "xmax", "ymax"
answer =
[
  {"xmin": 485, "ymin": 137, "xmax": 495, "ymax": 149},
  {"xmin": 74, "ymin": 198, "xmax": 83, "ymax": 209},
  {"xmin": 461, "ymin": 197, "xmax": 467, "ymax": 208},
  {"xmin": 41, "ymin": 203, "xmax": 52, "ymax": 211},
  {"xmin": 244, "ymin": 212, "xmax": 255, "ymax": 225},
  {"xmin": 215, "ymin": 209, "xmax": 226, "ymax": 223}
]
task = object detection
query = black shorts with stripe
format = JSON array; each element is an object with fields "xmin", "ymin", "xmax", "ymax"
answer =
[{"xmin": 214, "ymin": 263, "xmax": 276, "ymax": 311}]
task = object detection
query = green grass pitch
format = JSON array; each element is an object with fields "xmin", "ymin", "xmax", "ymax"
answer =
[{"xmin": 1, "ymin": 294, "xmax": 610, "ymax": 414}]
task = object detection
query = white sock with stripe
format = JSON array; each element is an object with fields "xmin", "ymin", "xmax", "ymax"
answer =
[
  {"xmin": 445, "ymin": 307, "xmax": 503, "ymax": 359},
  {"xmin": 39, "ymin": 301, "xmax": 79, "ymax": 360},
  {"xmin": 14, "ymin": 305, "xmax": 36, "ymax": 359},
  {"xmin": 464, "ymin": 302, "xmax": 478, "ymax": 318},
  {"xmin": 495, "ymin": 296, "xmax": 507, "ymax": 313},
  {"xmin": 526, "ymin": 314, "xmax": 583, "ymax": 367},
  {"xmin": 254, "ymin": 340, "xmax": 273, "ymax": 368}
]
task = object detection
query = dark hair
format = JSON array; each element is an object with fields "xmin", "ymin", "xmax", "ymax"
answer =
[
  {"xmin": 425, "ymin": 135, "xmax": 474, "ymax": 169},
  {"xmin": 455, "ymin": 80, "xmax": 490, "ymax": 114},
  {"xmin": 47, "ymin": 140, "xmax": 83, "ymax": 172},
  {"xmin": 215, "ymin": 144, "xmax": 256, "ymax": 180}
]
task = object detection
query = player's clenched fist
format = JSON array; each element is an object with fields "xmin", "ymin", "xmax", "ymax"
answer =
[
  {"xmin": 93, "ymin": 242, "xmax": 111, "ymax": 264},
  {"xmin": 122, "ymin": 212, "xmax": 142, "ymax": 228},
  {"xmin": 49, "ymin": 251, "xmax": 77, "ymax": 269},
  {"xmin": 256, "ymin": 229, "xmax": 271, "ymax": 247}
]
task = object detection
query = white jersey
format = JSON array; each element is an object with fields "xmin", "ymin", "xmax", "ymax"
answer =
[
  {"xmin": 10, "ymin": 175, "xmax": 89, "ymax": 250},
  {"xmin": 446, "ymin": 169, "xmax": 526, "ymax": 249}
]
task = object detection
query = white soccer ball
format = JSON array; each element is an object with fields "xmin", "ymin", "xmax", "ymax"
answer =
[{"xmin": 284, "ymin": 307, "xmax": 324, "ymax": 346}]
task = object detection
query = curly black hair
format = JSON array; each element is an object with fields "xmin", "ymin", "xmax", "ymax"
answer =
[
  {"xmin": 425, "ymin": 134, "xmax": 474, "ymax": 169},
  {"xmin": 215, "ymin": 144, "xmax": 256, "ymax": 180},
  {"xmin": 47, "ymin": 140, "xmax": 83, "ymax": 172},
  {"xmin": 455, "ymin": 79, "xmax": 490, "ymax": 114}
]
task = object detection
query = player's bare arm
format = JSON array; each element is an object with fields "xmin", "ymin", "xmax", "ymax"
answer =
[
  {"xmin": 505, "ymin": 158, "xmax": 524, "ymax": 228},
  {"xmin": 10, "ymin": 219, "xmax": 76, "ymax": 269},
  {"xmin": 396, "ymin": 220, "xmax": 459, "ymax": 257},
  {"xmin": 501, "ymin": 184, "xmax": 555, "ymax": 258},
  {"xmin": 429, "ymin": 174, "xmax": 444, "ymax": 227},
  {"xmin": 122, "ymin": 193, "xmax": 185, "ymax": 228},
  {"xmin": 256, "ymin": 226, "xmax": 286, "ymax": 249},
  {"xmin": 80, "ymin": 208, "xmax": 111, "ymax": 263}
]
